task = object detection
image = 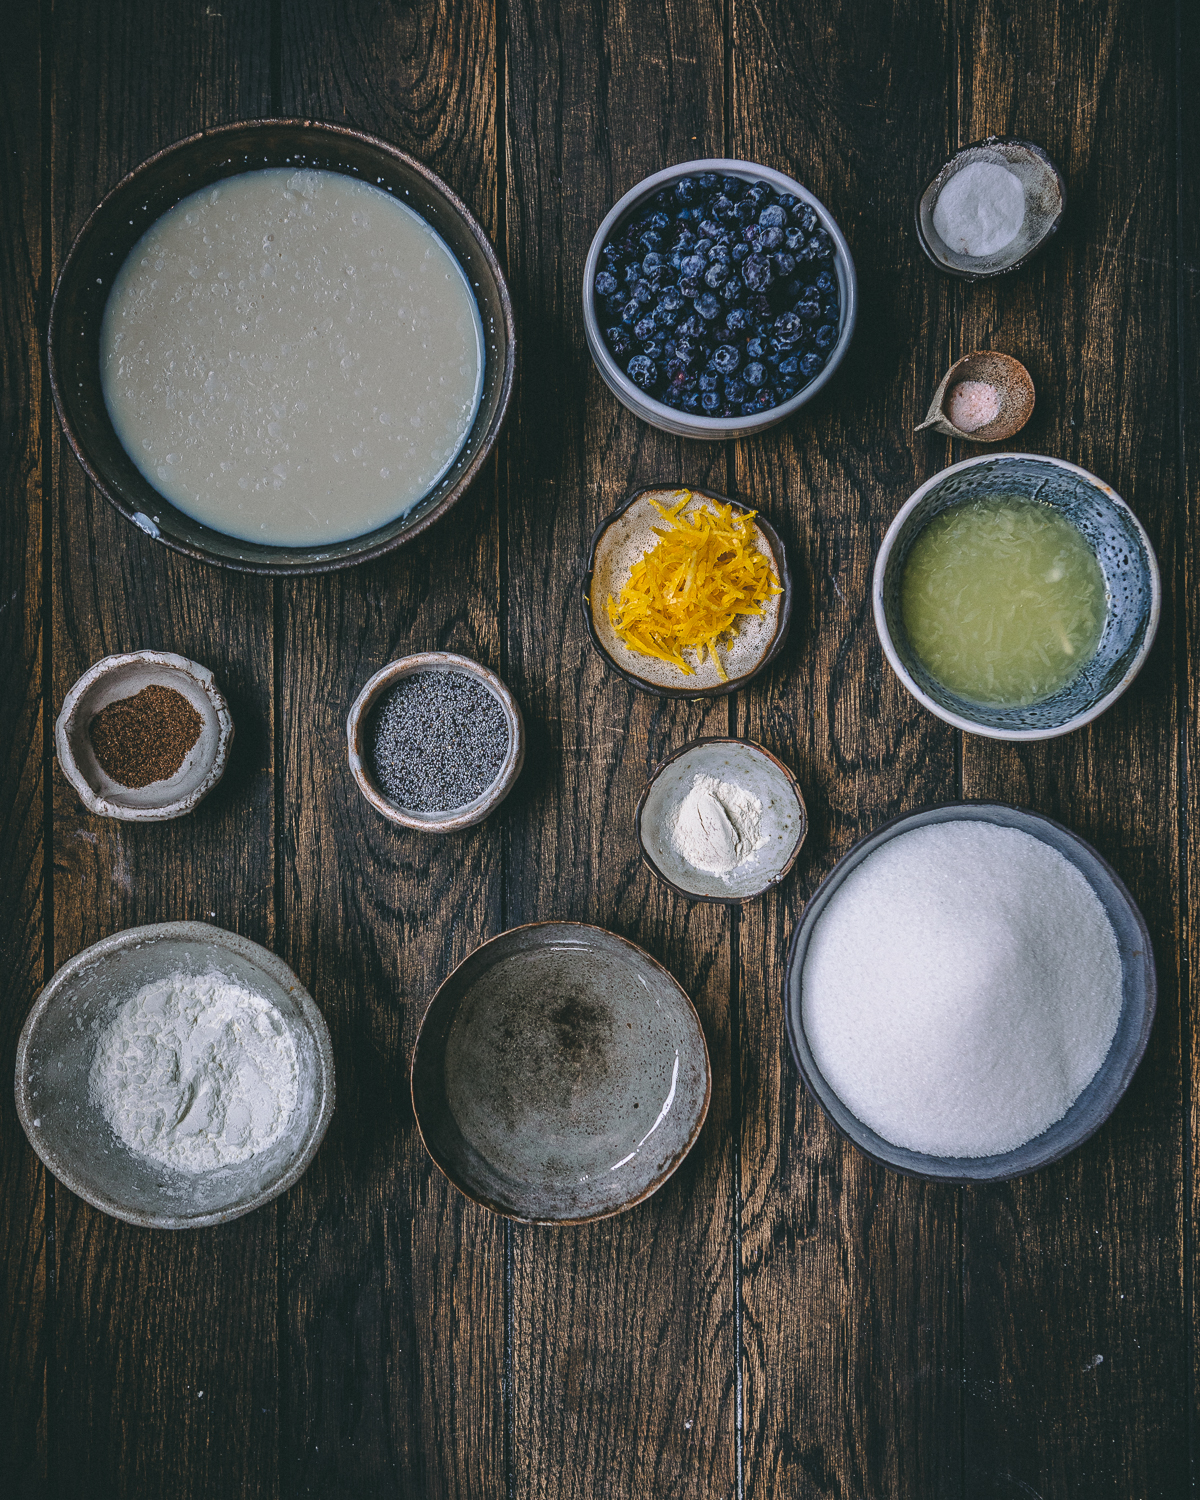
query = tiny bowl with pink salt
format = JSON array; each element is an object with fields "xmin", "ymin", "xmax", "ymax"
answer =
[{"xmin": 915, "ymin": 350, "xmax": 1035, "ymax": 443}]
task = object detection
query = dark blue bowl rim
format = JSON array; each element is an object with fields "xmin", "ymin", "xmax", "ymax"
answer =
[{"xmin": 783, "ymin": 801, "xmax": 1157, "ymax": 1182}]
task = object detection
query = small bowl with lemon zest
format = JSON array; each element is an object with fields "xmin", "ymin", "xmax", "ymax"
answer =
[{"xmin": 583, "ymin": 484, "xmax": 792, "ymax": 697}]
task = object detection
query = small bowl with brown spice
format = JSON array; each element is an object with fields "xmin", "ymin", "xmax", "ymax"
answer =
[{"xmin": 55, "ymin": 650, "xmax": 234, "ymax": 821}]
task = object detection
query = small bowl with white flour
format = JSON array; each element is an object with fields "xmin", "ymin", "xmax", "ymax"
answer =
[
  {"xmin": 785, "ymin": 803, "xmax": 1156, "ymax": 1182},
  {"xmin": 14, "ymin": 922, "xmax": 335, "ymax": 1228},
  {"xmin": 636, "ymin": 738, "xmax": 807, "ymax": 902}
]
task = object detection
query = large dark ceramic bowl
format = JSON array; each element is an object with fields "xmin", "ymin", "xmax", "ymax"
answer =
[
  {"xmin": 784, "ymin": 803, "xmax": 1156, "ymax": 1182},
  {"xmin": 48, "ymin": 119, "xmax": 515, "ymax": 574},
  {"xmin": 411, "ymin": 922, "xmax": 711, "ymax": 1224}
]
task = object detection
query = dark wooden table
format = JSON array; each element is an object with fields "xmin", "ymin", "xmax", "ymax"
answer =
[{"xmin": 2, "ymin": 1, "xmax": 1195, "ymax": 1495}]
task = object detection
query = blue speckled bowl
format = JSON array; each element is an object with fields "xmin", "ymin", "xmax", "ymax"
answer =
[{"xmin": 872, "ymin": 455, "xmax": 1160, "ymax": 740}]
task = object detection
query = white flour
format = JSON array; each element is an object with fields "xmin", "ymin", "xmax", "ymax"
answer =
[
  {"xmin": 933, "ymin": 161, "xmax": 1025, "ymax": 257},
  {"xmin": 669, "ymin": 772, "xmax": 767, "ymax": 878},
  {"xmin": 90, "ymin": 969, "xmax": 299, "ymax": 1172}
]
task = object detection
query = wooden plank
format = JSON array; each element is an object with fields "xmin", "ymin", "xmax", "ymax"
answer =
[
  {"xmin": 503, "ymin": 4, "xmax": 737, "ymax": 1497},
  {"xmin": 955, "ymin": 2, "xmax": 1188, "ymax": 1494},
  {"xmin": 47, "ymin": 4, "xmax": 279, "ymax": 1497},
  {"xmin": 729, "ymin": 2, "xmax": 964, "ymax": 1496},
  {"xmin": 276, "ymin": 4, "xmax": 505, "ymax": 1495},
  {"xmin": 0, "ymin": 2, "xmax": 47, "ymax": 1493}
]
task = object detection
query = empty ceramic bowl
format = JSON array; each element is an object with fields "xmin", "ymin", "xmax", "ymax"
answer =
[
  {"xmin": 784, "ymin": 802, "xmax": 1156, "ymax": 1182},
  {"xmin": 636, "ymin": 738, "xmax": 807, "ymax": 902},
  {"xmin": 583, "ymin": 484, "xmax": 792, "ymax": 698},
  {"xmin": 410, "ymin": 922, "xmax": 711, "ymax": 1223},
  {"xmin": 56, "ymin": 650, "xmax": 234, "ymax": 821},
  {"xmin": 915, "ymin": 351, "xmax": 1035, "ymax": 442},
  {"xmin": 915, "ymin": 137, "xmax": 1065, "ymax": 280},
  {"xmin": 582, "ymin": 158, "xmax": 857, "ymax": 438},
  {"xmin": 347, "ymin": 651, "xmax": 524, "ymax": 833},
  {"xmin": 14, "ymin": 922, "xmax": 335, "ymax": 1227},
  {"xmin": 873, "ymin": 454, "xmax": 1160, "ymax": 740}
]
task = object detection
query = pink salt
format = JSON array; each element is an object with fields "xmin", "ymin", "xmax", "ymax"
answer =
[{"xmin": 947, "ymin": 379, "xmax": 1002, "ymax": 432}]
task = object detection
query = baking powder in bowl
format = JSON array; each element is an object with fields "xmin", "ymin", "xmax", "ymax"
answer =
[
  {"xmin": 801, "ymin": 821, "xmax": 1122, "ymax": 1157},
  {"xmin": 90, "ymin": 970, "xmax": 299, "ymax": 1171},
  {"xmin": 669, "ymin": 772, "xmax": 767, "ymax": 879}
]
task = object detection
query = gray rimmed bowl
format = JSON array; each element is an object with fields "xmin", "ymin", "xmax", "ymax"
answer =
[
  {"xmin": 582, "ymin": 159, "xmax": 857, "ymax": 438},
  {"xmin": 915, "ymin": 137, "xmax": 1066, "ymax": 281},
  {"xmin": 784, "ymin": 803, "xmax": 1156, "ymax": 1182},
  {"xmin": 873, "ymin": 454, "xmax": 1160, "ymax": 740},
  {"xmin": 411, "ymin": 922, "xmax": 711, "ymax": 1224},
  {"xmin": 14, "ymin": 922, "xmax": 335, "ymax": 1227},
  {"xmin": 347, "ymin": 651, "xmax": 524, "ymax": 833},
  {"xmin": 583, "ymin": 484, "xmax": 792, "ymax": 698},
  {"xmin": 636, "ymin": 738, "xmax": 807, "ymax": 902},
  {"xmin": 48, "ymin": 118, "xmax": 515, "ymax": 574}
]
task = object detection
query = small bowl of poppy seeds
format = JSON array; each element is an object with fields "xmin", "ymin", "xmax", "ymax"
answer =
[
  {"xmin": 347, "ymin": 652, "xmax": 525, "ymax": 833},
  {"xmin": 55, "ymin": 650, "xmax": 234, "ymax": 821}
]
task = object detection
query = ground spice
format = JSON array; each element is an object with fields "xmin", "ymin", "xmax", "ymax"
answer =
[
  {"xmin": 368, "ymin": 671, "xmax": 509, "ymax": 812},
  {"xmin": 89, "ymin": 685, "xmax": 203, "ymax": 788}
]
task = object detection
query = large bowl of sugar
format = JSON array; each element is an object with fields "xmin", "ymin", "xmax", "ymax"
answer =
[
  {"xmin": 784, "ymin": 803, "xmax": 1156, "ymax": 1182},
  {"xmin": 49, "ymin": 120, "xmax": 515, "ymax": 573},
  {"xmin": 14, "ymin": 922, "xmax": 335, "ymax": 1227}
]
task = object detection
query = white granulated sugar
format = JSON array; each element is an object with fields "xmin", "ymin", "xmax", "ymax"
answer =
[
  {"xmin": 90, "ymin": 969, "xmax": 299, "ymax": 1172},
  {"xmin": 933, "ymin": 161, "xmax": 1025, "ymax": 258},
  {"xmin": 669, "ymin": 772, "xmax": 767, "ymax": 879},
  {"xmin": 801, "ymin": 822, "xmax": 1123, "ymax": 1158}
]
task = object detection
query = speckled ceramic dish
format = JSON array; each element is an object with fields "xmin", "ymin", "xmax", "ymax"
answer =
[
  {"xmin": 583, "ymin": 484, "xmax": 792, "ymax": 698},
  {"xmin": 411, "ymin": 922, "xmax": 711, "ymax": 1223},
  {"xmin": 784, "ymin": 803, "xmax": 1156, "ymax": 1182},
  {"xmin": 346, "ymin": 651, "xmax": 524, "ymax": 833},
  {"xmin": 636, "ymin": 738, "xmax": 807, "ymax": 902},
  {"xmin": 915, "ymin": 137, "xmax": 1065, "ymax": 281},
  {"xmin": 915, "ymin": 351, "xmax": 1035, "ymax": 443},
  {"xmin": 56, "ymin": 650, "xmax": 234, "ymax": 821},
  {"xmin": 873, "ymin": 454, "xmax": 1160, "ymax": 740},
  {"xmin": 14, "ymin": 922, "xmax": 335, "ymax": 1228}
]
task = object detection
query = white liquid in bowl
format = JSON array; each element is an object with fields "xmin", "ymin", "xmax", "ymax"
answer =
[{"xmin": 100, "ymin": 168, "xmax": 484, "ymax": 547}]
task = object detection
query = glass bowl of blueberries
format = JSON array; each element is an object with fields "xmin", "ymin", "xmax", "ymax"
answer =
[{"xmin": 583, "ymin": 159, "xmax": 857, "ymax": 438}]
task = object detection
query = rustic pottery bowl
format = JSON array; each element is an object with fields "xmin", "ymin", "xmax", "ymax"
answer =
[
  {"xmin": 347, "ymin": 651, "xmax": 524, "ymax": 833},
  {"xmin": 48, "ymin": 118, "xmax": 515, "ymax": 574},
  {"xmin": 636, "ymin": 738, "xmax": 807, "ymax": 902},
  {"xmin": 582, "ymin": 158, "xmax": 857, "ymax": 438},
  {"xmin": 14, "ymin": 922, "xmax": 336, "ymax": 1228},
  {"xmin": 914, "ymin": 351, "xmax": 1035, "ymax": 443},
  {"xmin": 915, "ymin": 137, "xmax": 1065, "ymax": 281},
  {"xmin": 583, "ymin": 484, "xmax": 792, "ymax": 698},
  {"xmin": 56, "ymin": 649, "xmax": 234, "ymax": 821},
  {"xmin": 411, "ymin": 922, "xmax": 711, "ymax": 1223},
  {"xmin": 873, "ymin": 454, "xmax": 1160, "ymax": 741},
  {"xmin": 785, "ymin": 803, "xmax": 1156, "ymax": 1183}
]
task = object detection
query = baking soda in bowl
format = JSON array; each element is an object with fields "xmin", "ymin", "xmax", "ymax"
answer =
[
  {"xmin": 100, "ymin": 168, "xmax": 484, "ymax": 547},
  {"xmin": 801, "ymin": 821, "xmax": 1123, "ymax": 1158}
]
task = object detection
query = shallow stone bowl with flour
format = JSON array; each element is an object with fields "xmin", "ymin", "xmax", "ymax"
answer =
[
  {"xmin": 636, "ymin": 738, "xmax": 807, "ymax": 902},
  {"xmin": 784, "ymin": 803, "xmax": 1156, "ymax": 1182},
  {"xmin": 14, "ymin": 922, "xmax": 335, "ymax": 1228}
]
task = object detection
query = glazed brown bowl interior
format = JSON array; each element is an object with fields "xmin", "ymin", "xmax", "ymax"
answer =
[{"xmin": 48, "ymin": 119, "xmax": 515, "ymax": 575}]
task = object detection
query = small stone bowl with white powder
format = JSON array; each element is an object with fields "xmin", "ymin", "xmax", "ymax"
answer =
[
  {"xmin": 785, "ymin": 804, "xmax": 1155, "ymax": 1182},
  {"xmin": 15, "ymin": 922, "xmax": 335, "ymax": 1228},
  {"xmin": 636, "ymin": 738, "xmax": 807, "ymax": 902},
  {"xmin": 915, "ymin": 137, "xmax": 1065, "ymax": 282}
]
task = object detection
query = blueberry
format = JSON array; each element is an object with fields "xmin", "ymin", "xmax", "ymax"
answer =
[
  {"xmin": 656, "ymin": 286, "xmax": 684, "ymax": 314},
  {"xmin": 674, "ymin": 176, "xmax": 701, "ymax": 204},
  {"xmin": 724, "ymin": 307, "xmax": 750, "ymax": 336},
  {"xmin": 776, "ymin": 194, "xmax": 799, "ymax": 214},
  {"xmin": 704, "ymin": 261, "xmax": 731, "ymax": 289},
  {"xmin": 693, "ymin": 238, "xmax": 713, "ymax": 256},
  {"xmin": 749, "ymin": 388, "xmax": 776, "ymax": 412},
  {"xmin": 677, "ymin": 275, "xmax": 702, "ymax": 299},
  {"xmin": 595, "ymin": 270, "xmax": 619, "ymax": 297},
  {"xmin": 721, "ymin": 270, "xmax": 744, "ymax": 300},
  {"xmin": 673, "ymin": 228, "xmax": 697, "ymax": 253},
  {"xmin": 697, "ymin": 172, "xmax": 720, "ymax": 191},
  {"xmin": 771, "ymin": 251, "xmax": 796, "ymax": 278},
  {"xmin": 814, "ymin": 323, "xmax": 837, "ymax": 351},
  {"xmin": 602, "ymin": 243, "xmax": 620, "ymax": 264},
  {"xmin": 638, "ymin": 230, "xmax": 664, "ymax": 255},
  {"xmin": 606, "ymin": 326, "xmax": 632, "ymax": 359},
  {"xmin": 665, "ymin": 357, "xmax": 690, "ymax": 383},
  {"xmin": 707, "ymin": 241, "xmax": 732, "ymax": 266},
  {"xmin": 784, "ymin": 227, "xmax": 805, "ymax": 252},
  {"xmin": 742, "ymin": 254, "xmax": 773, "ymax": 292},
  {"xmin": 681, "ymin": 254, "xmax": 706, "ymax": 280},
  {"xmin": 761, "ymin": 226, "xmax": 785, "ymax": 252},
  {"xmin": 633, "ymin": 315, "xmax": 656, "ymax": 342},
  {"xmin": 620, "ymin": 299, "xmax": 640, "ymax": 324},
  {"xmin": 697, "ymin": 219, "xmax": 723, "ymax": 241},
  {"xmin": 675, "ymin": 313, "xmax": 702, "ymax": 338},
  {"xmin": 695, "ymin": 292, "xmax": 722, "ymax": 320},
  {"xmin": 722, "ymin": 176, "xmax": 745, "ymax": 200},
  {"xmin": 744, "ymin": 361, "xmax": 766, "ymax": 388},
  {"xmin": 731, "ymin": 241, "xmax": 750, "ymax": 263},
  {"xmin": 674, "ymin": 334, "xmax": 699, "ymax": 365},
  {"xmin": 809, "ymin": 229, "xmax": 833, "ymax": 259},
  {"xmin": 701, "ymin": 389, "xmax": 722, "ymax": 413},
  {"xmin": 734, "ymin": 199, "xmax": 757, "ymax": 225},
  {"xmin": 723, "ymin": 376, "xmax": 746, "ymax": 403},
  {"xmin": 774, "ymin": 311, "xmax": 803, "ymax": 345},
  {"xmin": 698, "ymin": 371, "xmax": 720, "ymax": 392},
  {"xmin": 778, "ymin": 354, "xmax": 799, "ymax": 377},
  {"xmin": 795, "ymin": 298, "xmax": 821, "ymax": 321},
  {"xmin": 798, "ymin": 206, "xmax": 818, "ymax": 234},
  {"xmin": 631, "ymin": 280, "xmax": 654, "ymax": 306},
  {"xmin": 713, "ymin": 344, "xmax": 741, "ymax": 374},
  {"xmin": 641, "ymin": 339, "xmax": 665, "ymax": 361},
  {"xmin": 647, "ymin": 211, "xmax": 671, "ymax": 232},
  {"xmin": 683, "ymin": 389, "xmax": 703, "ymax": 413},
  {"xmin": 747, "ymin": 181, "xmax": 772, "ymax": 205},
  {"xmin": 815, "ymin": 270, "xmax": 836, "ymax": 295},
  {"xmin": 743, "ymin": 225, "xmax": 765, "ymax": 253},
  {"xmin": 712, "ymin": 195, "xmax": 737, "ymax": 223},
  {"xmin": 745, "ymin": 336, "xmax": 766, "ymax": 361},
  {"xmin": 799, "ymin": 351, "xmax": 824, "ymax": 379},
  {"xmin": 627, "ymin": 354, "xmax": 657, "ymax": 389},
  {"xmin": 758, "ymin": 204, "xmax": 785, "ymax": 228}
]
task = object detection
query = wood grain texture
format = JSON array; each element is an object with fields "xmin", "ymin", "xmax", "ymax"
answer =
[
  {"xmin": 956, "ymin": 2, "xmax": 1187, "ymax": 1496},
  {"xmin": 277, "ymin": 4, "xmax": 505, "ymax": 1495},
  {"xmin": 47, "ymin": 5, "xmax": 279, "ymax": 1498},
  {"xmin": 0, "ymin": 3, "xmax": 48, "ymax": 1495},
  {"xmin": 503, "ymin": 2, "xmax": 736, "ymax": 1497},
  {"xmin": 730, "ymin": 3, "xmax": 963, "ymax": 1497}
]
